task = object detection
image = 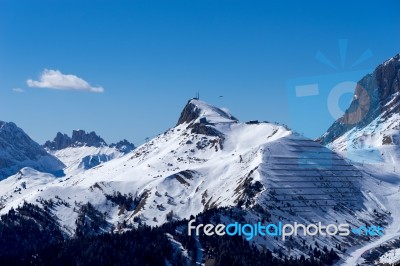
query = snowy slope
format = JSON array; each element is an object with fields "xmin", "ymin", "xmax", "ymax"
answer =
[
  {"xmin": 327, "ymin": 112, "xmax": 400, "ymax": 166},
  {"xmin": 0, "ymin": 99, "xmax": 390, "ymax": 261},
  {"xmin": 50, "ymin": 146, "xmax": 128, "ymax": 175},
  {"xmin": 0, "ymin": 167, "xmax": 57, "ymax": 209},
  {"xmin": 379, "ymin": 248, "xmax": 400, "ymax": 265},
  {"xmin": 44, "ymin": 130, "xmax": 135, "ymax": 175},
  {"xmin": 0, "ymin": 121, "xmax": 64, "ymax": 179}
]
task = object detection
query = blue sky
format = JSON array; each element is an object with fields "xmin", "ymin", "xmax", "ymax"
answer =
[{"xmin": 0, "ymin": 0, "xmax": 399, "ymax": 145}]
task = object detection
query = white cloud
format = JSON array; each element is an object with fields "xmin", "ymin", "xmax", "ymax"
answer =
[
  {"xmin": 12, "ymin": 88, "xmax": 25, "ymax": 93},
  {"xmin": 27, "ymin": 69, "xmax": 104, "ymax": 93}
]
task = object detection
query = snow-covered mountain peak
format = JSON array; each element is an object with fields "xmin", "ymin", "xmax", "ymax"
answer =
[
  {"xmin": 0, "ymin": 121, "xmax": 65, "ymax": 179},
  {"xmin": 176, "ymin": 99, "xmax": 238, "ymax": 126},
  {"xmin": 43, "ymin": 130, "xmax": 136, "ymax": 174},
  {"xmin": 0, "ymin": 121, "xmax": 27, "ymax": 138}
]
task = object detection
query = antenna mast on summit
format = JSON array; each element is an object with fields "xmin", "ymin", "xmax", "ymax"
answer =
[{"xmin": 195, "ymin": 91, "xmax": 200, "ymax": 100}]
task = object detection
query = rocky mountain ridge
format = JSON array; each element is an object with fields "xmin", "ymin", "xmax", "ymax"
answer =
[
  {"xmin": 43, "ymin": 130, "xmax": 135, "ymax": 153},
  {"xmin": 319, "ymin": 53, "xmax": 400, "ymax": 146}
]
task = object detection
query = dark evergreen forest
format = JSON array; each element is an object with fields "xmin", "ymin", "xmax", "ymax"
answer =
[{"xmin": 0, "ymin": 203, "xmax": 339, "ymax": 266}]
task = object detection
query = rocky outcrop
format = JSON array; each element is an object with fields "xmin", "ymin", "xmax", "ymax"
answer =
[
  {"xmin": 44, "ymin": 130, "xmax": 107, "ymax": 150},
  {"xmin": 176, "ymin": 99, "xmax": 202, "ymax": 125},
  {"xmin": 190, "ymin": 122, "xmax": 224, "ymax": 138},
  {"xmin": 319, "ymin": 54, "xmax": 400, "ymax": 145},
  {"xmin": 43, "ymin": 132, "xmax": 72, "ymax": 150},
  {"xmin": 44, "ymin": 130, "xmax": 135, "ymax": 156},
  {"xmin": 71, "ymin": 130, "xmax": 107, "ymax": 148},
  {"xmin": 110, "ymin": 139, "xmax": 136, "ymax": 153}
]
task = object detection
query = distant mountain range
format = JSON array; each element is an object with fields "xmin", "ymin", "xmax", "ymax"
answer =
[
  {"xmin": 0, "ymin": 122, "xmax": 135, "ymax": 179},
  {"xmin": 43, "ymin": 130, "xmax": 108, "ymax": 150},
  {"xmin": 43, "ymin": 130, "xmax": 135, "ymax": 173},
  {"xmin": 43, "ymin": 130, "xmax": 135, "ymax": 153}
]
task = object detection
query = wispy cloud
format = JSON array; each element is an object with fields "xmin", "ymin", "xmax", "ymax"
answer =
[
  {"xmin": 27, "ymin": 69, "xmax": 104, "ymax": 93},
  {"xmin": 12, "ymin": 88, "xmax": 25, "ymax": 93}
]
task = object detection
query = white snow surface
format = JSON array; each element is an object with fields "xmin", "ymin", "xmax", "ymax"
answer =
[
  {"xmin": 49, "ymin": 145, "xmax": 127, "ymax": 175},
  {"xmin": 379, "ymin": 248, "xmax": 400, "ymax": 265},
  {"xmin": 187, "ymin": 99, "xmax": 237, "ymax": 124},
  {"xmin": 328, "ymin": 91, "xmax": 400, "ymax": 167}
]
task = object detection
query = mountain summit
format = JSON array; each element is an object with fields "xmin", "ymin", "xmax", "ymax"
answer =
[
  {"xmin": 176, "ymin": 99, "xmax": 238, "ymax": 125},
  {"xmin": 0, "ymin": 121, "xmax": 64, "ymax": 179}
]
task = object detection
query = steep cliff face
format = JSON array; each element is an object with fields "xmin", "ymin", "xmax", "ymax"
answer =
[{"xmin": 319, "ymin": 54, "xmax": 400, "ymax": 145}]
